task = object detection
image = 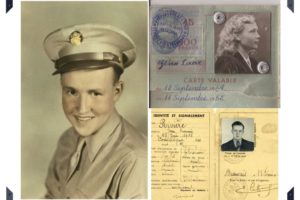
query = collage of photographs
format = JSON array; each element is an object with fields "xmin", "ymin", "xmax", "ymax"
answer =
[{"xmin": 0, "ymin": 0, "xmax": 298, "ymax": 199}]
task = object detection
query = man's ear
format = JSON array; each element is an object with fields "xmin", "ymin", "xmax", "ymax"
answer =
[{"xmin": 113, "ymin": 81, "xmax": 123, "ymax": 102}]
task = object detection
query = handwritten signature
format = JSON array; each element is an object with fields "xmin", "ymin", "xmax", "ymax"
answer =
[
  {"xmin": 235, "ymin": 182, "xmax": 277, "ymax": 197},
  {"xmin": 173, "ymin": 194, "xmax": 194, "ymax": 199}
]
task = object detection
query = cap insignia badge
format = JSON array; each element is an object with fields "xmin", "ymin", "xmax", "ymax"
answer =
[{"xmin": 69, "ymin": 31, "xmax": 83, "ymax": 46}]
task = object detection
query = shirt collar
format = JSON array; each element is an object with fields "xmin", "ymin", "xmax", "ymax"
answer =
[
  {"xmin": 84, "ymin": 109, "xmax": 121, "ymax": 162},
  {"xmin": 237, "ymin": 50, "xmax": 253, "ymax": 71},
  {"xmin": 233, "ymin": 139, "xmax": 242, "ymax": 147}
]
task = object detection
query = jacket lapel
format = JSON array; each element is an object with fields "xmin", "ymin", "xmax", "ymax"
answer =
[{"xmin": 234, "ymin": 52, "xmax": 253, "ymax": 73}]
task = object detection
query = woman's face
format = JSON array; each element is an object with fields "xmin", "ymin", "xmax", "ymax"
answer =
[{"xmin": 237, "ymin": 22, "xmax": 260, "ymax": 51}]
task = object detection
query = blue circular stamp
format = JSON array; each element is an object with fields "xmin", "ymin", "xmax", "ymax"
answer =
[{"xmin": 151, "ymin": 8, "xmax": 189, "ymax": 54}]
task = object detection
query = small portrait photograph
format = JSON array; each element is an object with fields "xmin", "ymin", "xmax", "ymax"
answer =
[
  {"xmin": 214, "ymin": 12, "xmax": 271, "ymax": 74},
  {"xmin": 21, "ymin": 1, "xmax": 147, "ymax": 199},
  {"xmin": 220, "ymin": 118, "xmax": 255, "ymax": 152}
]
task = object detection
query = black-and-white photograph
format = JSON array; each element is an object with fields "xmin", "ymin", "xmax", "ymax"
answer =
[
  {"xmin": 221, "ymin": 118, "xmax": 255, "ymax": 152},
  {"xmin": 21, "ymin": 2, "xmax": 147, "ymax": 199},
  {"xmin": 214, "ymin": 12, "xmax": 271, "ymax": 74}
]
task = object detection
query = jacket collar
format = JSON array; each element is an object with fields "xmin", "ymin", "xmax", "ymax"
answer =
[{"xmin": 84, "ymin": 109, "xmax": 121, "ymax": 162}]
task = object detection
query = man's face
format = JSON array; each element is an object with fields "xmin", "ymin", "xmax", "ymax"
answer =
[
  {"xmin": 231, "ymin": 125, "xmax": 244, "ymax": 141},
  {"xmin": 238, "ymin": 22, "xmax": 260, "ymax": 51},
  {"xmin": 61, "ymin": 67, "xmax": 123, "ymax": 137}
]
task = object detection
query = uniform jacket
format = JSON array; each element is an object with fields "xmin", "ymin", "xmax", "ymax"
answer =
[{"xmin": 45, "ymin": 111, "xmax": 147, "ymax": 199}]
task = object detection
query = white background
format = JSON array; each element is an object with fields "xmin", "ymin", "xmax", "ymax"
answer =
[{"xmin": 0, "ymin": 0, "xmax": 299, "ymax": 199}]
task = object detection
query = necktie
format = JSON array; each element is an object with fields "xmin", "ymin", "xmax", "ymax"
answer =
[
  {"xmin": 236, "ymin": 140, "xmax": 241, "ymax": 151},
  {"xmin": 68, "ymin": 138, "xmax": 85, "ymax": 178}
]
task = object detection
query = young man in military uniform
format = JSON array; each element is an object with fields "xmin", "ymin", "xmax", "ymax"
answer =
[{"xmin": 43, "ymin": 24, "xmax": 147, "ymax": 199}]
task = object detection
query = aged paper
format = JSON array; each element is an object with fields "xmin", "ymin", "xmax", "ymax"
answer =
[
  {"xmin": 21, "ymin": 2, "xmax": 148, "ymax": 198},
  {"xmin": 152, "ymin": 110, "xmax": 214, "ymax": 199},
  {"xmin": 150, "ymin": 5, "xmax": 280, "ymax": 108},
  {"xmin": 152, "ymin": 109, "xmax": 277, "ymax": 200}
]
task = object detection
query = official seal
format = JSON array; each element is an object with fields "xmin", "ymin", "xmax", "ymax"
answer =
[{"xmin": 151, "ymin": 8, "xmax": 189, "ymax": 54}]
